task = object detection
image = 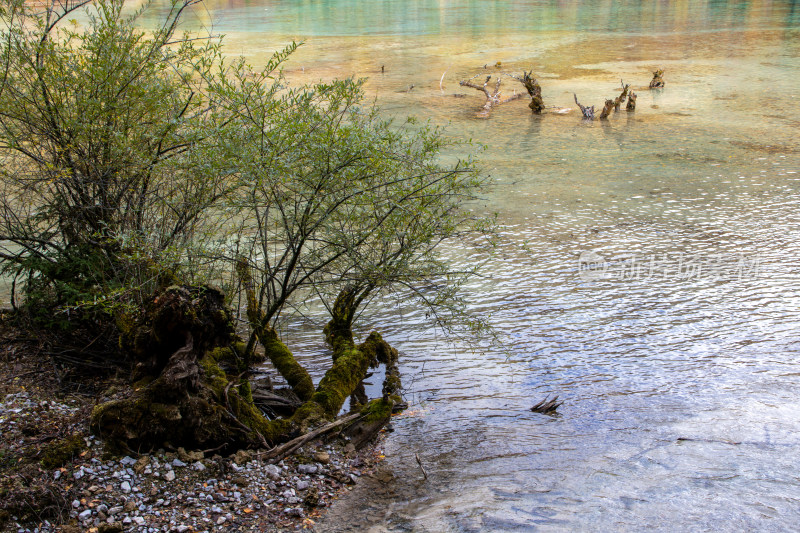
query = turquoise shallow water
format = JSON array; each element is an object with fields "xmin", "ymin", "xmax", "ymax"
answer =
[{"xmin": 139, "ymin": 1, "xmax": 800, "ymax": 530}]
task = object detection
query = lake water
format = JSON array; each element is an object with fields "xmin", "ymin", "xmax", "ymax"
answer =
[{"xmin": 146, "ymin": 1, "xmax": 800, "ymax": 530}]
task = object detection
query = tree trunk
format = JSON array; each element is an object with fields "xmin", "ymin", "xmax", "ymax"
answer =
[
  {"xmin": 91, "ymin": 285, "xmax": 400, "ymax": 454},
  {"xmin": 236, "ymin": 258, "xmax": 315, "ymax": 402},
  {"xmin": 91, "ymin": 286, "xmax": 291, "ymax": 453}
]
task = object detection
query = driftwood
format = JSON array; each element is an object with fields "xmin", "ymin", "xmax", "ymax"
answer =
[
  {"xmin": 459, "ymin": 74, "xmax": 524, "ymax": 116},
  {"xmin": 573, "ymin": 94, "xmax": 595, "ymax": 120},
  {"xmin": 415, "ymin": 453, "xmax": 428, "ymax": 480},
  {"xmin": 530, "ymin": 395, "xmax": 563, "ymax": 414},
  {"xmin": 614, "ymin": 81, "xmax": 630, "ymax": 110},
  {"xmin": 262, "ymin": 412, "xmax": 363, "ymax": 464},
  {"xmin": 598, "ymin": 99, "xmax": 615, "ymax": 120},
  {"xmin": 649, "ymin": 69, "xmax": 665, "ymax": 88},
  {"xmin": 626, "ymin": 90, "xmax": 637, "ymax": 111},
  {"xmin": 510, "ymin": 70, "xmax": 545, "ymax": 114}
]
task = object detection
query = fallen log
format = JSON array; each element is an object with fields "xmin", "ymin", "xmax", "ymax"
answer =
[
  {"xmin": 459, "ymin": 74, "xmax": 524, "ymax": 116},
  {"xmin": 261, "ymin": 412, "xmax": 362, "ymax": 464}
]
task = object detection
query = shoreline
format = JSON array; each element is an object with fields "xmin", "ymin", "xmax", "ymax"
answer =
[{"xmin": 0, "ymin": 324, "xmax": 389, "ymax": 533}]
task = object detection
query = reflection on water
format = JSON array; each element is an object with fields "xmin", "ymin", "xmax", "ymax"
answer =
[{"xmin": 48, "ymin": 0, "xmax": 800, "ymax": 530}]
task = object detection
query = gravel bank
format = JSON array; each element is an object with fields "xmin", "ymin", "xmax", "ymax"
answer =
[{"xmin": 0, "ymin": 354, "xmax": 387, "ymax": 533}]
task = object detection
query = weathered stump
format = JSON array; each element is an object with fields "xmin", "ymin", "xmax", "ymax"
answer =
[
  {"xmin": 91, "ymin": 286, "xmax": 287, "ymax": 453},
  {"xmin": 626, "ymin": 90, "xmax": 637, "ymax": 111},
  {"xmin": 649, "ymin": 69, "xmax": 665, "ymax": 88},
  {"xmin": 517, "ymin": 71, "xmax": 545, "ymax": 114}
]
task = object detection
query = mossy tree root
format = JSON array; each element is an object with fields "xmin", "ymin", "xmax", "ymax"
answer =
[
  {"xmin": 91, "ymin": 285, "xmax": 291, "ymax": 453},
  {"xmin": 289, "ymin": 287, "xmax": 397, "ymax": 430}
]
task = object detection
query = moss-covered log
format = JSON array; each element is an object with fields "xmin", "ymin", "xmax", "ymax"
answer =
[
  {"xmin": 343, "ymin": 398, "xmax": 394, "ymax": 449},
  {"xmin": 259, "ymin": 327, "xmax": 315, "ymax": 402},
  {"xmin": 289, "ymin": 288, "xmax": 395, "ymax": 431},
  {"xmin": 91, "ymin": 286, "xmax": 290, "ymax": 453}
]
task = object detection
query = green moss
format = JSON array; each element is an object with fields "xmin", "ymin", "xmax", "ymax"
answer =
[
  {"xmin": 226, "ymin": 383, "xmax": 290, "ymax": 443},
  {"xmin": 40, "ymin": 434, "xmax": 86, "ymax": 469},
  {"xmin": 313, "ymin": 344, "xmax": 371, "ymax": 417},
  {"xmin": 199, "ymin": 354, "xmax": 227, "ymax": 389},
  {"xmin": 260, "ymin": 328, "xmax": 314, "ymax": 402},
  {"xmin": 238, "ymin": 380, "xmax": 253, "ymax": 403},
  {"xmin": 133, "ymin": 376, "xmax": 154, "ymax": 389},
  {"xmin": 360, "ymin": 398, "xmax": 393, "ymax": 423},
  {"xmin": 290, "ymin": 401, "xmax": 327, "ymax": 431}
]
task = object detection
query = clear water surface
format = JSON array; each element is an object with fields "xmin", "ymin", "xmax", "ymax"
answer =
[{"xmin": 141, "ymin": 1, "xmax": 800, "ymax": 531}]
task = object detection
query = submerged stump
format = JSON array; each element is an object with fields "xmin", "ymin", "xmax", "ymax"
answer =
[
  {"xmin": 649, "ymin": 69, "xmax": 665, "ymax": 88},
  {"xmin": 626, "ymin": 90, "xmax": 637, "ymax": 111}
]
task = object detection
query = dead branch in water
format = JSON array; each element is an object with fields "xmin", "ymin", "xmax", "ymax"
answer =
[
  {"xmin": 415, "ymin": 453, "xmax": 429, "ymax": 480},
  {"xmin": 508, "ymin": 70, "xmax": 545, "ymax": 114},
  {"xmin": 530, "ymin": 395, "xmax": 563, "ymax": 414},
  {"xmin": 459, "ymin": 74, "xmax": 524, "ymax": 116},
  {"xmin": 573, "ymin": 94, "xmax": 595, "ymax": 120}
]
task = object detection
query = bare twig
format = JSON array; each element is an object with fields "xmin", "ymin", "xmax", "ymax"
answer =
[
  {"xmin": 262, "ymin": 412, "xmax": 362, "ymax": 464},
  {"xmin": 415, "ymin": 452, "xmax": 428, "ymax": 480}
]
